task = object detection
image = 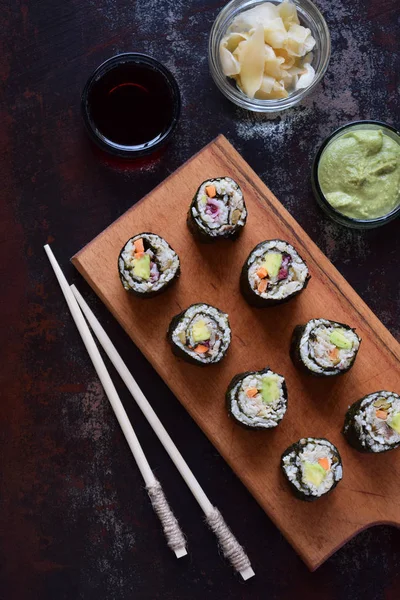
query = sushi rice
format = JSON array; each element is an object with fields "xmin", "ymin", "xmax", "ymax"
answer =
[
  {"xmin": 241, "ymin": 239, "xmax": 310, "ymax": 306},
  {"xmin": 118, "ymin": 233, "xmax": 180, "ymax": 296},
  {"xmin": 188, "ymin": 177, "xmax": 247, "ymax": 241},
  {"xmin": 281, "ymin": 437, "xmax": 343, "ymax": 501},
  {"xmin": 168, "ymin": 303, "xmax": 231, "ymax": 365},
  {"xmin": 343, "ymin": 391, "xmax": 400, "ymax": 453},
  {"xmin": 227, "ymin": 368, "xmax": 287, "ymax": 430},
  {"xmin": 292, "ymin": 318, "xmax": 361, "ymax": 376}
]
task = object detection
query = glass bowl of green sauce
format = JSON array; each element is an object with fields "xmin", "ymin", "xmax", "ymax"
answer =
[{"xmin": 312, "ymin": 121, "xmax": 400, "ymax": 229}]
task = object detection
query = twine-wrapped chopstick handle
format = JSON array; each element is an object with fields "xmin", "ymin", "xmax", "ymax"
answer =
[
  {"xmin": 147, "ymin": 479, "xmax": 187, "ymax": 558},
  {"xmin": 70, "ymin": 284, "xmax": 254, "ymax": 576},
  {"xmin": 206, "ymin": 507, "xmax": 254, "ymax": 580}
]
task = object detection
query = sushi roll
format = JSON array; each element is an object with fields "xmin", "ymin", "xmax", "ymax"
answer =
[
  {"xmin": 187, "ymin": 177, "xmax": 247, "ymax": 242},
  {"xmin": 118, "ymin": 233, "xmax": 180, "ymax": 298},
  {"xmin": 342, "ymin": 391, "xmax": 400, "ymax": 453},
  {"xmin": 290, "ymin": 318, "xmax": 361, "ymax": 376},
  {"xmin": 167, "ymin": 303, "xmax": 231, "ymax": 365},
  {"xmin": 281, "ymin": 437, "xmax": 343, "ymax": 502},
  {"xmin": 226, "ymin": 367, "xmax": 287, "ymax": 430},
  {"xmin": 240, "ymin": 239, "xmax": 310, "ymax": 307}
]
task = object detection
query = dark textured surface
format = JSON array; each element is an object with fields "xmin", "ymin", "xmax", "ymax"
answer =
[{"xmin": 1, "ymin": 1, "xmax": 399, "ymax": 599}]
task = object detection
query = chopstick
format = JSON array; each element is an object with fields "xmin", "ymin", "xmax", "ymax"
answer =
[
  {"xmin": 70, "ymin": 284, "xmax": 255, "ymax": 581},
  {"xmin": 44, "ymin": 244, "xmax": 187, "ymax": 559}
]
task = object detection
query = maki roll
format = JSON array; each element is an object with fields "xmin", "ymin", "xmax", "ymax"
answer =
[
  {"xmin": 226, "ymin": 367, "xmax": 287, "ymax": 430},
  {"xmin": 167, "ymin": 303, "xmax": 231, "ymax": 365},
  {"xmin": 281, "ymin": 437, "xmax": 343, "ymax": 502},
  {"xmin": 240, "ymin": 239, "xmax": 310, "ymax": 307},
  {"xmin": 187, "ymin": 177, "xmax": 247, "ymax": 242},
  {"xmin": 290, "ymin": 318, "xmax": 361, "ymax": 376},
  {"xmin": 343, "ymin": 391, "xmax": 400, "ymax": 453},
  {"xmin": 118, "ymin": 233, "xmax": 180, "ymax": 298}
]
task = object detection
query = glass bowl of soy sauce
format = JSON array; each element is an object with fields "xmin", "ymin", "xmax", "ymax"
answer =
[{"xmin": 81, "ymin": 53, "xmax": 181, "ymax": 158}]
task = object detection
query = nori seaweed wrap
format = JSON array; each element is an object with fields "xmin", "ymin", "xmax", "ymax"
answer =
[
  {"xmin": 167, "ymin": 303, "xmax": 231, "ymax": 365},
  {"xmin": 240, "ymin": 239, "xmax": 310, "ymax": 307},
  {"xmin": 290, "ymin": 318, "xmax": 361, "ymax": 376},
  {"xmin": 226, "ymin": 367, "xmax": 287, "ymax": 430},
  {"xmin": 187, "ymin": 177, "xmax": 247, "ymax": 242},
  {"xmin": 342, "ymin": 391, "xmax": 400, "ymax": 453},
  {"xmin": 281, "ymin": 437, "xmax": 343, "ymax": 502},
  {"xmin": 118, "ymin": 233, "xmax": 180, "ymax": 298}
]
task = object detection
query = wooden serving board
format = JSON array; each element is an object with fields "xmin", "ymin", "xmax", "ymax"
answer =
[{"xmin": 73, "ymin": 135, "xmax": 400, "ymax": 570}]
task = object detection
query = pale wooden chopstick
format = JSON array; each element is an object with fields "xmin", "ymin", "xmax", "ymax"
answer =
[
  {"xmin": 44, "ymin": 244, "xmax": 187, "ymax": 559},
  {"xmin": 71, "ymin": 283, "xmax": 255, "ymax": 581}
]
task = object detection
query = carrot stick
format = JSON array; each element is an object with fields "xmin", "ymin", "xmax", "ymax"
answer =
[
  {"xmin": 194, "ymin": 344, "xmax": 209, "ymax": 354},
  {"xmin": 134, "ymin": 238, "xmax": 144, "ymax": 254},
  {"xmin": 318, "ymin": 457, "xmax": 330, "ymax": 471},
  {"xmin": 376, "ymin": 410, "xmax": 388, "ymax": 420},
  {"xmin": 205, "ymin": 185, "xmax": 216, "ymax": 198},
  {"xmin": 258, "ymin": 279, "xmax": 268, "ymax": 294}
]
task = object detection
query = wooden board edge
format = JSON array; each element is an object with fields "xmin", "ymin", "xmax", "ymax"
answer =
[
  {"xmin": 307, "ymin": 520, "xmax": 400, "ymax": 571},
  {"xmin": 71, "ymin": 134, "xmax": 228, "ymax": 263}
]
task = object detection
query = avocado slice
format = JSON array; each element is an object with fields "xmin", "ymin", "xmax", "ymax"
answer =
[
  {"xmin": 262, "ymin": 252, "xmax": 282, "ymax": 278},
  {"xmin": 329, "ymin": 330, "xmax": 352, "ymax": 349},
  {"xmin": 388, "ymin": 413, "xmax": 400, "ymax": 434},
  {"xmin": 261, "ymin": 376, "xmax": 280, "ymax": 404},
  {"xmin": 192, "ymin": 319, "xmax": 210, "ymax": 342},
  {"xmin": 303, "ymin": 462, "xmax": 327, "ymax": 487},
  {"xmin": 133, "ymin": 254, "xmax": 151, "ymax": 280}
]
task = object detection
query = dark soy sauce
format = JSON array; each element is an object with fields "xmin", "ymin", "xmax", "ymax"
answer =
[{"xmin": 88, "ymin": 63, "xmax": 175, "ymax": 148}]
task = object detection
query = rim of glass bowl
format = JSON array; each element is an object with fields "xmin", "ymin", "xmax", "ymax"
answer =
[
  {"xmin": 208, "ymin": 0, "xmax": 331, "ymax": 113},
  {"xmin": 81, "ymin": 53, "xmax": 181, "ymax": 158},
  {"xmin": 312, "ymin": 120, "xmax": 400, "ymax": 229}
]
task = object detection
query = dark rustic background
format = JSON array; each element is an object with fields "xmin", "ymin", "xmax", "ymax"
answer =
[{"xmin": 1, "ymin": 0, "xmax": 399, "ymax": 598}]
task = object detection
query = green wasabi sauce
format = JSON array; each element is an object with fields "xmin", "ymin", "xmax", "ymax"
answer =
[{"xmin": 318, "ymin": 129, "xmax": 400, "ymax": 220}]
